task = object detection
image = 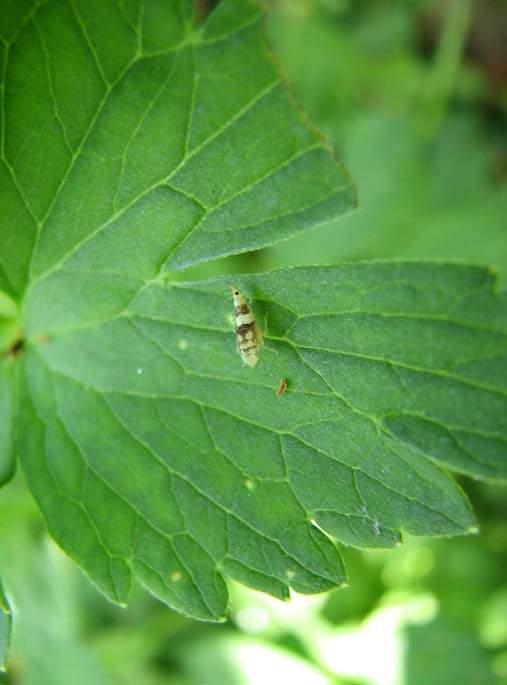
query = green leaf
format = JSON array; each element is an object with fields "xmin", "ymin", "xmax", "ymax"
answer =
[
  {"xmin": 0, "ymin": 289, "xmax": 19, "ymax": 353},
  {"xmin": 1, "ymin": 0, "xmax": 354, "ymax": 621},
  {"xmin": 0, "ymin": 513, "xmax": 108, "ymax": 685},
  {"xmin": 1, "ymin": 0, "xmax": 354, "ymax": 302},
  {"xmin": 405, "ymin": 619, "xmax": 497, "ymax": 685},
  {"xmin": 0, "ymin": 579, "xmax": 11, "ymax": 672},
  {"xmin": 0, "ymin": 360, "xmax": 16, "ymax": 486},
  {"xmin": 0, "ymin": 290, "xmax": 18, "ymax": 486},
  {"xmin": 18, "ymin": 263, "xmax": 507, "ymax": 620},
  {"xmin": 176, "ymin": 633, "xmax": 335, "ymax": 685},
  {"xmin": 2, "ymin": 0, "xmax": 506, "ymax": 624},
  {"xmin": 266, "ymin": 9, "xmax": 507, "ymax": 283}
]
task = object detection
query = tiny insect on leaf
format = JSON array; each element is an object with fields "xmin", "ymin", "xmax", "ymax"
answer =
[
  {"xmin": 231, "ymin": 287, "xmax": 263, "ymax": 368},
  {"xmin": 276, "ymin": 379, "xmax": 288, "ymax": 396}
]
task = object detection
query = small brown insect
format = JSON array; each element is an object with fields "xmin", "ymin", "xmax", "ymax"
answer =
[
  {"xmin": 231, "ymin": 286, "xmax": 263, "ymax": 367},
  {"xmin": 276, "ymin": 379, "xmax": 288, "ymax": 396}
]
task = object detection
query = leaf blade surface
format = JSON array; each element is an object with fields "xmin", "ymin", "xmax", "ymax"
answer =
[{"xmin": 19, "ymin": 263, "xmax": 507, "ymax": 618}]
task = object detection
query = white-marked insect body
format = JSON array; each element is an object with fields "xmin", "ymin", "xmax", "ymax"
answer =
[{"xmin": 231, "ymin": 286, "xmax": 263, "ymax": 367}]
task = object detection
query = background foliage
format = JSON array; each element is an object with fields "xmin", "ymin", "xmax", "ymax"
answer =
[{"xmin": 1, "ymin": 0, "xmax": 506, "ymax": 683}]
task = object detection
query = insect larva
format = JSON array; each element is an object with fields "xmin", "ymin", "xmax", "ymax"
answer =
[
  {"xmin": 276, "ymin": 379, "xmax": 288, "ymax": 396},
  {"xmin": 231, "ymin": 286, "xmax": 263, "ymax": 368}
]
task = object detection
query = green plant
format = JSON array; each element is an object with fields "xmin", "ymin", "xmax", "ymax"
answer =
[{"xmin": 1, "ymin": 0, "xmax": 505, "ymax": 647}]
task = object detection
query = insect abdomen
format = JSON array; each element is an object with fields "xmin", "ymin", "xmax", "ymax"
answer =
[
  {"xmin": 236, "ymin": 319, "xmax": 260, "ymax": 367},
  {"xmin": 231, "ymin": 290, "xmax": 262, "ymax": 367}
]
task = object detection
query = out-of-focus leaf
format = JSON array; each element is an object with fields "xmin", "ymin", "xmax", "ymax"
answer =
[
  {"xmin": 266, "ymin": 4, "xmax": 507, "ymax": 283},
  {"xmin": 405, "ymin": 619, "xmax": 496, "ymax": 685},
  {"xmin": 267, "ymin": 114, "xmax": 507, "ymax": 282},
  {"xmin": 0, "ymin": 579, "xmax": 11, "ymax": 672},
  {"xmin": 0, "ymin": 516, "xmax": 108, "ymax": 685},
  {"xmin": 0, "ymin": 361, "xmax": 16, "ymax": 486},
  {"xmin": 176, "ymin": 634, "xmax": 334, "ymax": 685}
]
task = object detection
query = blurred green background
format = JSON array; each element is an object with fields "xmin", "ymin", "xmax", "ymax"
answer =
[{"xmin": 1, "ymin": 0, "xmax": 506, "ymax": 683}]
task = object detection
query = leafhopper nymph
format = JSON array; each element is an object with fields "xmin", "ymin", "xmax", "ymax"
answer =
[{"xmin": 231, "ymin": 287, "xmax": 263, "ymax": 367}]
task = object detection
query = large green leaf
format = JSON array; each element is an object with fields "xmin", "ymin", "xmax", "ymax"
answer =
[
  {"xmin": 18, "ymin": 263, "xmax": 507, "ymax": 619},
  {"xmin": 1, "ymin": 0, "xmax": 506, "ymax": 624},
  {"xmin": 0, "ymin": 0, "xmax": 354, "ymax": 301},
  {"xmin": 1, "ymin": 0, "xmax": 354, "ymax": 620}
]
